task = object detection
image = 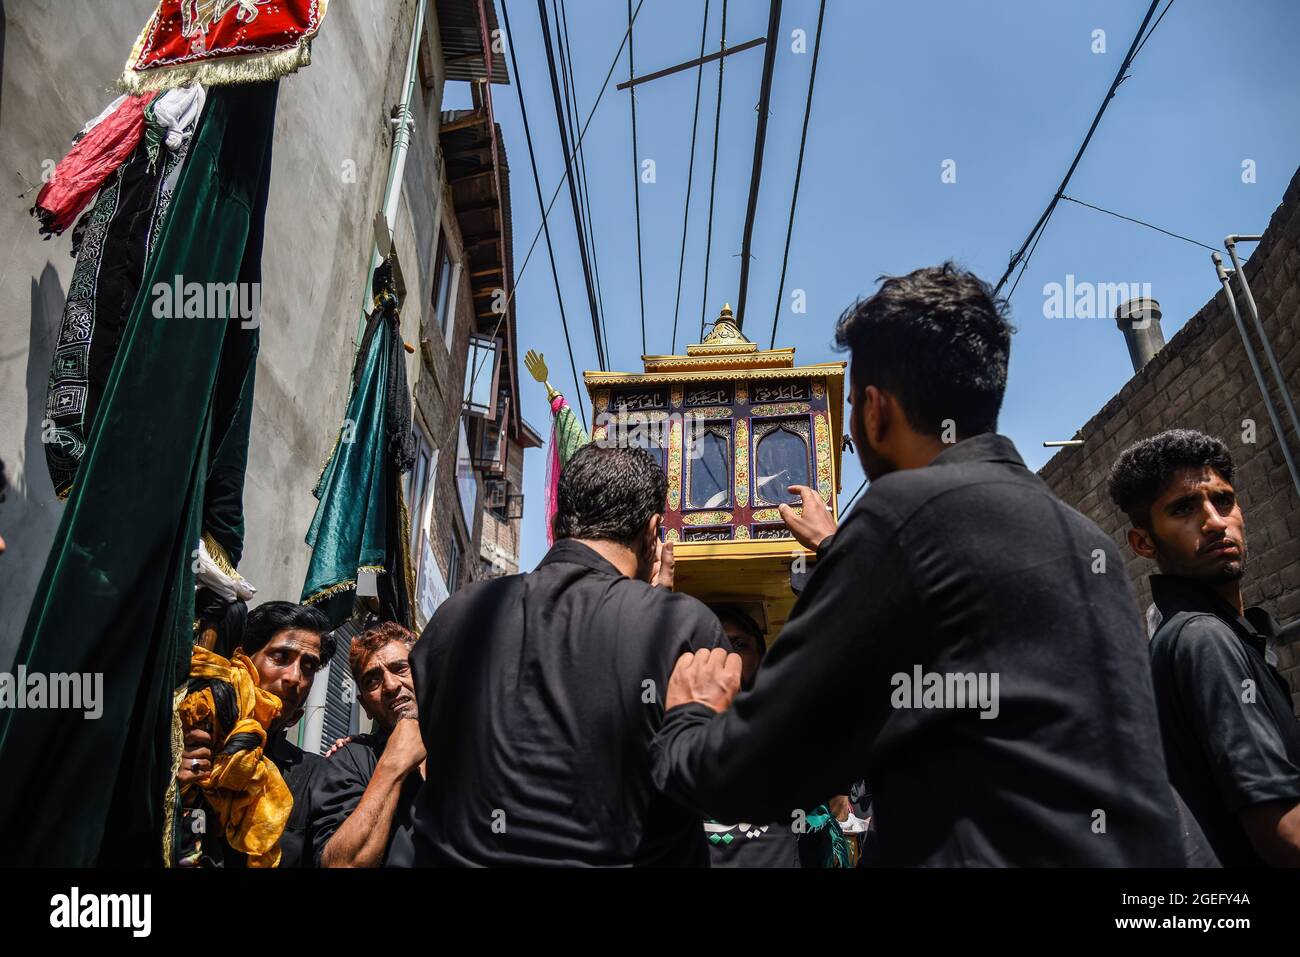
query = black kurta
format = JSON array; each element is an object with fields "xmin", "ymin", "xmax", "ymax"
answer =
[
  {"xmin": 266, "ymin": 732, "xmax": 323, "ymax": 869},
  {"xmin": 409, "ymin": 539, "xmax": 726, "ymax": 866},
  {"xmin": 1148, "ymin": 574, "xmax": 1300, "ymax": 867},
  {"xmin": 193, "ymin": 731, "xmax": 321, "ymax": 868},
  {"xmin": 652, "ymin": 434, "xmax": 1187, "ymax": 867},
  {"xmin": 309, "ymin": 731, "xmax": 420, "ymax": 867}
]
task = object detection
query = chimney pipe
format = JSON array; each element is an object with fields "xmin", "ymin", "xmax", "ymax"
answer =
[{"xmin": 1115, "ymin": 297, "xmax": 1165, "ymax": 373}]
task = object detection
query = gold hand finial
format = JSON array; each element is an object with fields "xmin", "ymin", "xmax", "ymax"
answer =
[{"xmin": 525, "ymin": 349, "xmax": 560, "ymax": 402}]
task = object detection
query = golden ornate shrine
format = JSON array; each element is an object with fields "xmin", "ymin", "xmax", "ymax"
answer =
[{"xmin": 585, "ymin": 305, "xmax": 846, "ymax": 641}]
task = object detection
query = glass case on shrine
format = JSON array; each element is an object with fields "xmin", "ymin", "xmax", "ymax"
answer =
[{"xmin": 585, "ymin": 305, "xmax": 846, "ymax": 642}]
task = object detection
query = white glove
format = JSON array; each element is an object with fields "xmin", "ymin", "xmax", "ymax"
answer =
[{"xmin": 195, "ymin": 537, "xmax": 256, "ymax": 603}]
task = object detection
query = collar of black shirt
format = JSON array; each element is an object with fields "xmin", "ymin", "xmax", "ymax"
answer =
[
  {"xmin": 928, "ymin": 432, "xmax": 1026, "ymax": 469},
  {"xmin": 538, "ymin": 538, "xmax": 628, "ymax": 579},
  {"xmin": 1149, "ymin": 574, "xmax": 1279, "ymax": 656}
]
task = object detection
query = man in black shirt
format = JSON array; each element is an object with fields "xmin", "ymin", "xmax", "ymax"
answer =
[
  {"xmin": 314, "ymin": 622, "xmax": 424, "ymax": 867},
  {"xmin": 653, "ymin": 262, "xmax": 1186, "ymax": 866},
  {"xmin": 177, "ymin": 601, "xmax": 333, "ymax": 867},
  {"xmin": 1110, "ymin": 429, "xmax": 1300, "ymax": 866},
  {"xmin": 409, "ymin": 444, "xmax": 726, "ymax": 866},
  {"xmin": 704, "ymin": 605, "xmax": 800, "ymax": 868}
]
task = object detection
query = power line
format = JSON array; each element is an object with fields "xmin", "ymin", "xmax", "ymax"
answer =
[
  {"xmin": 699, "ymin": 0, "xmax": 728, "ymax": 341},
  {"xmin": 992, "ymin": 0, "xmax": 1161, "ymax": 296},
  {"xmin": 507, "ymin": 0, "xmax": 643, "ymax": 306},
  {"xmin": 629, "ymin": 0, "xmax": 646, "ymax": 356},
  {"xmin": 466, "ymin": 0, "xmax": 644, "ymax": 405},
  {"xmin": 555, "ymin": 0, "xmax": 612, "ymax": 370},
  {"xmin": 733, "ymin": 0, "xmax": 783, "ymax": 331},
  {"xmin": 669, "ymin": 0, "xmax": 711, "ymax": 355},
  {"xmin": 538, "ymin": 0, "xmax": 610, "ymax": 369},
  {"xmin": 841, "ymin": 476, "xmax": 867, "ymax": 513},
  {"xmin": 770, "ymin": 0, "xmax": 826, "ymax": 349},
  {"xmin": 1060, "ymin": 193, "xmax": 1218, "ymax": 252},
  {"xmin": 499, "ymin": 0, "xmax": 588, "ymax": 431},
  {"xmin": 1131, "ymin": 0, "xmax": 1175, "ymax": 62}
]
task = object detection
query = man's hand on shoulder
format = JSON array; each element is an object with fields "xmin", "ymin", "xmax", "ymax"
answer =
[{"xmin": 665, "ymin": 648, "xmax": 742, "ymax": 714}]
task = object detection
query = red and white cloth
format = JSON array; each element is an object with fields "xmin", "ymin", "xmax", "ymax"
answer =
[
  {"xmin": 122, "ymin": 0, "xmax": 330, "ymax": 94},
  {"xmin": 32, "ymin": 93, "xmax": 156, "ymax": 237}
]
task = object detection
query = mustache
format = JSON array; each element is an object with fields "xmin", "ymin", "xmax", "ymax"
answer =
[{"xmin": 1198, "ymin": 534, "xmax": 1242, "ymax": 555}]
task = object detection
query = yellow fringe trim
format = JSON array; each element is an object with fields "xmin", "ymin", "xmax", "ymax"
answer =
[
  {"xmin": 301, "ymin": 565, "xmax": 388, "ymax": 607},
  {"xmin": 121, "ymin": 42, "xmax": 314, "ymax": 95},
  {"xmin": 201, "ymin": 531, "xmax": 244, "ymax": 582},
  {"xmin": 302, "ymin": 579, "xmax": 355, "ymax": 606},
  {"xmin": 161, "ymin": 681, "xmax": 188, "ymax": 868},
  {"xmin": 397, "ymin": 482, "xmax": 416, "ymax": 608}
]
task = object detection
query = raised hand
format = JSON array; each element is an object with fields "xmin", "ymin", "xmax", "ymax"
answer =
[
  {"xmin": 524, "ymin": 349, "xmax": 549, "ymax": 384},
  {"xmin": 778, "ymin": 484, "xmax": 837, "ymax": 550}
]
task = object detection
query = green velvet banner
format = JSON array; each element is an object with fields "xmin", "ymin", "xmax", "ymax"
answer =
[
  {"xmin": 300, "ymin": 306, "xmax": 400, "ymax": 626},
  {"xmin": 0, "ymin": 81, "xmax": 279, "ymax": 866}
]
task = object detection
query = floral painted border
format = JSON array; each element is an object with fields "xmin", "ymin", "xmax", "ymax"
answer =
[
  {"xmin": 735, "ymin": 418, "xmax": 750, "ymax": 507},
  {"xmin": 665, "ymin": 528, "xmax": 680, "ymax": 543},
  {"xmin": 682, "ymin": 406, "xmax": 732, "ymax": 420},
  {"xmin": 752, "ymin": 507, "xmax": 783, "ymax": 522},
  {"xmin": 667, "ymin": 417, "xmax": 682, "ymax": 510},
  {"xmin": 671, "ymin": 384, "xmax": 683, "ymax": 408},
  {"xmin": 594, "ymin": 389, "xmax": 610, "ymax": 413},
  {"xmin": 814, "ymin": 411, "xmax": 832, "ymax": 502},
  {"xmin": 812, "ymin": 381, "xmax": 826, "ymax": 400},
  {"xmin": 749, "ymin": 401, "xmax": 811, "ymax": 417},
  {"xmin": 683, "ymin": 511, "xmax": 733, "ymax": 525},
  {"xmin": 734, "ymin": 525, "xmax": 751, "ymax": 540},
  {"xmin": 736, "ymin": 381, "xmax": 748, "ymax": 405}
]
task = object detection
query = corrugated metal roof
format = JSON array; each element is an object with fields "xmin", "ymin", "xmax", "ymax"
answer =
[{"xmin": 436, "ymin": 0, "xmax": 510, "ymax": 85}]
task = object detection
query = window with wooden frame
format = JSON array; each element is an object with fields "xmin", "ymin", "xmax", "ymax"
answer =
[{"xmin": 751, "ymin": 417, "xmax": 813, "ymax": 507}]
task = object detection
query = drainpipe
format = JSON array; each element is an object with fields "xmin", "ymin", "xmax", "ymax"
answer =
[
  {"xmin": 356, "ymin": 0, "xmax": 430, "ymax": 349},
  {"xmin": 1224, "ymin": 235, "xmax": 1300, "ymax": 452},
  {"xmin": 1211, "ymin": 251, "xmax": 1300, "ymax": 500}
]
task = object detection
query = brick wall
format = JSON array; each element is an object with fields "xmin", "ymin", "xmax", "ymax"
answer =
[{"xmin": 1039, "ymin": 166, "xmax": 1300, "ymax": 712}]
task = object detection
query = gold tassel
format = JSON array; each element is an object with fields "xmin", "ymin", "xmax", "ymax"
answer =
[
  {"xmin": 160, "ymin": 681, "xmax": 188, "ymax": 868},
  {"xmin": 121, "ymin": 42, "xmax": 314, "ymax": 95}
]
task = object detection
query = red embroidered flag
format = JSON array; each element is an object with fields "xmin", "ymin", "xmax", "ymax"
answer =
[{"xmin": 122, "ymin": 0, "xmax": 329, "ymax": 94}]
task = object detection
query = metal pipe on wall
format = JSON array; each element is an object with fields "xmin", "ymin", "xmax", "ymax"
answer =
[
  {"xmin": 1211, "ymin": 251, "xmax": 1300, "ymax": 500},
  {"xmin": 356, "ymin": 0, "xmax": 431, "ymax": 349},
  {"xmin": 1224, "ymin": 235, "xmax": 1300, "ymax": 452}
]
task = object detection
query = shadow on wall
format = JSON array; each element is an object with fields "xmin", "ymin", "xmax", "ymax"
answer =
[
  {"xmin": 1, "ymin": 0, "xmax": 7, "ymax": 128},
  {"xmin": 1, "ymin": 263, "xmax": 64, "ymax": 664}
]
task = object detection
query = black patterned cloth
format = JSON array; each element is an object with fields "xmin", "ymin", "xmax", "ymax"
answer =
[{"xmin": 44, "ymin": 134, "xmax": 190, "ymax": 498}]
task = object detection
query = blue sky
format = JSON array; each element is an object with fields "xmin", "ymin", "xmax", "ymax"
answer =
[{"xmin": 446, "ymin": 0, "xmax": 1300, "ymax": 571}]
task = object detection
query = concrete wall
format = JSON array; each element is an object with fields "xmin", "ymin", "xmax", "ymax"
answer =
[
  {"xmin": 0, "ymin": 0, "xmax": 476, "ymax": 661},
  {"xmin": 1039, "ymin": 166, "xmax": 1300, "ymax": 711}
]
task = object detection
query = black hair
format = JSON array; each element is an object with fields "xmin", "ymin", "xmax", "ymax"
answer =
[
  {"xmin": 710, "ymin": 603, "xmax": 766, "ymax": 656},
  {"xmin": 195, "ymin": 588, "xmax": 249, "ymax": 660},
  {"xmin": 553, "ymin": 444, "xmax": 667, "ymax": 546},
  {"xmin": 1108, "ymin": 429, "xmax": 1236, "ymax": 528},
  {"xmin": 242, "ymin": 601, "xmax": 335, "ymax": 661},
  {"xmin": 0, "ymin": 457, "xmax": 8, "ymax": 503},
  {"xmin": 834, "ymin": 261, "xmax": 1014, "ymax": 438}
]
